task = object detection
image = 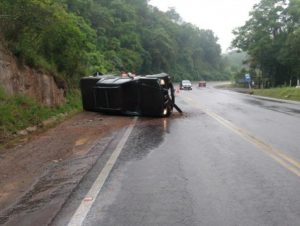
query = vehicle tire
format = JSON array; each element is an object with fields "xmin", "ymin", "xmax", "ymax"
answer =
[{"xmin": 163, "ymin": 83, "xmax": 175, "ymax": 116}]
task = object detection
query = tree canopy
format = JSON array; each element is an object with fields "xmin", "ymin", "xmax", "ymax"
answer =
[
  {"xmin": 232, "ymin": 0, "xmax": 300, "ymax": 87},
  {"xmin": 0, "ymin": 0, "xmax": 227, "ymax": 82}
]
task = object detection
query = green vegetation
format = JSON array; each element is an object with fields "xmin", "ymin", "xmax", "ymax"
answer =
[
  {"xmin": 223, "ymin": 51, "xmax": 248, "ymax": 71},
  {"xmin": 2, "ymin": 0, "xmax": 299, "ymax": 143},
  {"xmin": 254, "ymin": 87, "xmax": 300, "ymax": 102},
  {"xmin": 0, "ymin": 0, "xmax": 230, "ymax": 144},
  {"xmin": 0, "ymin": 87, "xmax": 82, "ymax": 144},
  {"xmin": 222, "ymin": 51, "xmax": 249, "ymax": 82},
  {"xmin": 217, "ymin": 83, "xmax": 300, "ymax": 102},
  {"xmin": 0, "ymin": 0, "xmax": 227, "ymax": 82},
  {"xmin": 232, "ymin": 0, "xmax": 300, "ymax": 87},
  {"xmin": 0, "ymin": 0, "xmax": 231, "ymax": 143},
  {"xmin": 1, "ymin": 0, "xmax": 299, "ymax": 84}
]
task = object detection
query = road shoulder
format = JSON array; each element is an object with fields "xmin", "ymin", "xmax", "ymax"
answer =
[{"xmin": 0, "ymin": 112, "xmax": 133, "ymax": 225}]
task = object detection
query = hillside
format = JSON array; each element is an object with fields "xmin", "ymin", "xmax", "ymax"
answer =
[
  {"xmin": 0, "ymin": 41, "xmax": 66, "ymax": 106},
  {"xmin": 0, "ymin": 0, "xmax": 231, "ymax": 144},
  {"xmin": 0, "ymin": 0, "xmax": 228, "ymax": 82}
]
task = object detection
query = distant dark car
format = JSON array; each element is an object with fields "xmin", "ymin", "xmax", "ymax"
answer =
[
  {"xmin": 198, "ymin": 81, "xmax": 206, "ymax": 87},
  {"xmin": 80, "ymin": 73, "xmax": 181, "ymax": 117},
  {"xmin": 180, "ymin": 80, "xmax": 192, "ymax": 90}
]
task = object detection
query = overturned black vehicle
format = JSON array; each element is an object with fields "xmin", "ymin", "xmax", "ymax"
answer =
[{"xmin": 80, "ymin": 73, "xmax": 182, "ymax": 117}]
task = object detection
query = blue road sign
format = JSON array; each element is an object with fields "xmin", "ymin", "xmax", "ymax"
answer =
[{"xmin": 245, "ymin": 73, "xmax": 251, "ymax": 82}]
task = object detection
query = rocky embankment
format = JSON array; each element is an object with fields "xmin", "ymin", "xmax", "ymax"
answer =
[{"xmin": 0, "ymin": 41, "xmax": 66, "ymax": 106}]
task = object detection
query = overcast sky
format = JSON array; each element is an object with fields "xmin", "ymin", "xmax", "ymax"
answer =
[{"xmin": 149, "ymin": 0, "xmax": 261, "ymax": 53}]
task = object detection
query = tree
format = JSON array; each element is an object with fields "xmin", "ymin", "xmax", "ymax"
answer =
[
  {"xmin": 232, "ymin": 0, "xmax": 300, "ymax": 86},
  {"xmin": 1, "ymin": 0, "xmax": 226, "ymax": 83}
]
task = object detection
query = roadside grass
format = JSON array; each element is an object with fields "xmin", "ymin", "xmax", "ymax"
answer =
[
  {"xmin": 218, "ymin": 83, "xmax": 300, "ymax": 102},
  {"xmin": 253, "ymin": 87, "xmax": 300, "ymax": 102},
  {"xmin": 0, "ymin": 87, "xmax": 82, "ymax": 146}
]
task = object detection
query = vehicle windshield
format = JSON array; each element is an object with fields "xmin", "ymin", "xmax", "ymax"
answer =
[{"xmin": 182, "ymin": 80, "xmax": 191, "ymax": 85}]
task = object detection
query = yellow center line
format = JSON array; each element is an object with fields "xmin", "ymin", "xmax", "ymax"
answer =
[{"xmin": 183, "ymin": 96, "xmax": 300, "ymax": 177}]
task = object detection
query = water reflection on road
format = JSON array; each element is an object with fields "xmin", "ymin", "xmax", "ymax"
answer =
[{"xmin": 118, "ymin": 117, "xmax": 171, "ymax": 162}]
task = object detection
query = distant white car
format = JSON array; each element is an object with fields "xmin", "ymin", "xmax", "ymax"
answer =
[{"xmin": 180, "ymin": 80, "xmax": 192, "ymax": 90}]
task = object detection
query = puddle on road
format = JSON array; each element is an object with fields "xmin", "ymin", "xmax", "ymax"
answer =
[
  {"xmin": 288, "ymin": 109, "xmax": 300, "ymax": 114},
  {"xmin": 245, "ymin": 99, "xmax": 300, "ymax": 116},
  {"xmin": 120, "ymin": 119, "xmax": 166, "ymax": 162},
  {"xmin": 117, "ymin": 115, "xmax": 182, "ymax": 162},
  {"xmin": 245, "ymin": 99, "xmax": 264, "ymax": 106}
]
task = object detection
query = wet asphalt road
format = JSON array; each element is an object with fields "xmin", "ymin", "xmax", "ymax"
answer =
[{"xmin": 53, "ymin": 83, "xmax": 300, "ymax": 226}]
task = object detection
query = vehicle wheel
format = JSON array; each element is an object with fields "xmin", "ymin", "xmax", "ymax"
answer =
[{"xmin": 163, "ymin": 83, "xmax": 175, "ymax": 117}]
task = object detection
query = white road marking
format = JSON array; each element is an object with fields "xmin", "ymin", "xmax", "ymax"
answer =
[{"xmin": 67, "ymin": 117, "xmax": 137, "ymax": 226}]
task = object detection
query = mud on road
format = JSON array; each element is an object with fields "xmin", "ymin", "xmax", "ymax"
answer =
[{"xmin": 0, "ymin": 112, "xmax": 133, "ymax": 225}]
